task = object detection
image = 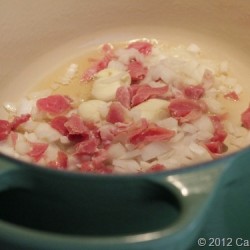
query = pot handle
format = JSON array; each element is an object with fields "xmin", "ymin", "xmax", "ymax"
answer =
[
  {"xmin": 146, "ymin": 162, "xmax": 228, "ymax": 248},
  {"xmin": 0, "ymin": 157, "xmax": 229, "ymax": 250},
  {"xmin": 0, "ymin": 157, "xmax": 32, "ymax": 191}
]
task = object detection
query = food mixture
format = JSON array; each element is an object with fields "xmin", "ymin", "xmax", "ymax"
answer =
[{"xmin": 1, "ymin": 39, "xmax": 250, "ymax": 174}]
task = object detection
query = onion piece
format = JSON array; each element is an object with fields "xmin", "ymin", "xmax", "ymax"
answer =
[
  {"xmin": 3, "ymin": 102, "xmax": 17, "ymax": 113},
  {"xmin": 112, "ymin": 159, "xmax": 140, "ymax": 173},
  {"xmin": 141, "ymin": 142, "xmax": 168, "ymax": 161}
]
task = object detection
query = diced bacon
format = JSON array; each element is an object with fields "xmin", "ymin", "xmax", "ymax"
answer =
[
  {"xmin": 28, "ymin": 143, "xmax": 48, "ymax": 162},
  {"xmin": 80, "ymin": 161, "xmax": 94, "ymax": 172},
  {"xmin": 179, "ymin": 110, "xmax": 203, "ymax": 123},
  {"xmin": 115, "ymin": 86, "xmax": 131, "ymax": 109},
  {"xmin": 205, "ymin": 115, "xmax": 227, "ymax": 154},
  {"xmin": 82, "ymin": 56, "xmax": 111, "ymax": 81},
  {"xmin": 92, "ymin": 149, "xmax": 112, "ymax": 174},
  {"xmin": 205, "ymin": 141, "xmax": 225, "ymax": 154},
  {"xmin": 127, "ymin": 61, "xmax": 148, "ymax": 82},
  {"xmin": 92, "ymin": 149, "xmax": 108, "ymax": 166},
  {"xmin": 168, "ymin": 98, "xmax": 205, "ymax": 122},
  {"xmin": 10, "ymin": 131, "xmax": 18, "ymax": 146},
  {"xmin": 147, "ymin": 164, "xmax": 166, "ymax": 173},
  {"xmin": 224, "ymin": 91, "xmax": 239, "ymax": 101},
  {"xmin": 241, "ymin": 106, "xmax": 250, "ymax": 129},
  {"xmin": 104, "ymin": 120, "xmax": 147, "ymax": 145},
  {"xmin": 0, "ymin": 120, "xmax": 11, "ymax": 141},
  {"xmin": 80, "ymin": 160, "xmax": 112, "ymax": 174},
  {"xmin": 11, "ymin": 114, "xmax": 31, "ymax": 130},
  {"xmin": 64, "ymin": 114, "xmax": 89, "ymax": 136},
  {"xmin": 102, "ymin": 43, "xmax": 114, "ymax": 56},
  {"xmin": 209, "ymin": 115, "xmax": 227, "ymax": 142},
  {"xmin": 50, "ymin": 116, "xmax": 68, "ymax": 135},
  {"xmin": 75, "ymin": 137, "xmax": 99, "ymax": 155},
  {"xmin": 127, "ymin": 118, "xmax": 148, "ymax": 137},
  {"xmin": 81, "ymin": 45, "xmax": 115, "ymax": 82},
  {"xmin": 211, "ymin": 129, "xmax": 227, "ymax": 143},
  {"xmin": 127, "ymin": 41, "xmax": 153, "ymax": 55},
  {"xmin": 129, "ymin": 84, "xmax": 141, "ymax": 97},
  {"xmin": 131, "ymin": 84, "xmax": 168, "ymax": 107},
  {"xmin": 99, "ymin": 125, "xmax": 115, "ymax": 142},
  {"xmin": 94, "ymin": 164, "xmax": 112, "ymax": 174},
  {"xmin": 129, "ymin": 123, "xmax": 175, "ymax": 145},
  {"xmin": 48, "ymin": 151, "xmax": 68, "ymax": 169},
  {"xmin": 36, "ymin": 95, "xmax": 71, "ymax": 115},
  {"xmin": 67, "ymin": 134, "xmax": 85, "ymax": 143},
  {"xmin": 67, "ymin": 117, "xmax": 99, "ymax": 143},
  {"xmin": 56, "ymin": 151, "xmax": 68, "ymax": 168},
  {"xmin": 106, "ymin": 102, "xmax": 126, "ymax": 124},
  {"xmin": 184, "ymin": 85, "xmax": 205, "ymax": 100}
]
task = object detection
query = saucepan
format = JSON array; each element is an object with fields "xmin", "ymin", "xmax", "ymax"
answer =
[{"xmin": 0, "ymin": 0, "xmax": 250, "ymax": 249}]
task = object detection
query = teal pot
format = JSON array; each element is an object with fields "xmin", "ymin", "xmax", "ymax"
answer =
[{"xmin": 0, "ymin": 1, "xmax": 250, "ymax": 249}]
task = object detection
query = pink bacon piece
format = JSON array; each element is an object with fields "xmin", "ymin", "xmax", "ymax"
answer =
[
  {"xmin": 64, "ymin": 114, "xmax": 89, "ymax": 136},
  {"xmin": 224, "ymin": 91, "xmax": 239, "ymax": 101},
  {"xmin": 0, "ymin": 114, "xmax": 31, "ymax": 142},
  {"xmin": 36, "ymin": 95, "xmax": 71, "ymax": 115},
  {"xmin": 168, "ymin": 98, "xmax": 206, "ymax": 123},
  {"xmin": 241, "ymin": 105, "xmax": 250, "ymax": 129},
  {"xmin": 115, "ymin": 86, "xmax": 131, "ymax": 109},
  {"xmin": 50, "ymin": 116, "xmax": 69, "ymax": 136},
  {"xmin": 127, "ymin": 41, "xmax": 153, "ymax": 55},
  {"xmin": 184, "ymin": 85, "xmax": 205, "ymax": 100},
  {"xmin": 106, "ymin": 102, "xmax": 126, "ymax": 124},
  {"xmin": 28, "ymin": 143, "xmax": 48, "ymax": 162},
  {"xmin": 48, "ymin": 151, "xmax": 68, "ymax": 169},
  {"xmin": 129, "ymin": 121, "xmax": 175, "ymax": 146},
  {"xmin": 11, "ymin": 114, "xmax": 31, "ymax": 130},
  {"xmin": 75, "ymin": 138, "xmax": 99, "ymax": 155},
  {"xmin": 147, "ymin": 164, "xmax": 166, "ymax": 173},
  {"xmin": 127, "ymin": 61, "xmax": 148, "ymax": 82},
  {"xmin": 0, "ymin": 120, "xmax": 11, "ymax": 141},
  {"xmin": 205, "ymin": 115, "xmax": 227, "ymax": 154},
  {"xmin": 131, "ymin": 84, "xmax": 168, "ymax": 107},
  {"xmin": 81, "ymin": 43, "xmax": 114, "ymax": 81}
]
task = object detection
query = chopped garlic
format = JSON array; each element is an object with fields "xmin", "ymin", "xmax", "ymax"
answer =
[
  {"xmin": 78, "ymin": 99, "xmax": 108, "ymax": 122},
  {"xmin": 91, "ymin": 68, "xmax": 131, "ymax": 101},
  {"xmin": 130, "ymin": 99, "xmax": 169, "ymax": 122}
]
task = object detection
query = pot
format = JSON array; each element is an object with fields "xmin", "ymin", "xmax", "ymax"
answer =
[{"xmin": 0, "ymin": 1, "xmax": 250, "ymax": 249}]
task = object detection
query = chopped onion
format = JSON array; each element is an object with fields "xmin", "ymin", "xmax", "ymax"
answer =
[
  {"xmin": 45, "ymin": 145, "xmax": 58, "ymax": 162},
  {"xmin": 3, "ymin": 102, "xmax": 17, "ymax": 113},
  {"xmin": 203, "ymin": 97, "xmax": 225, "ymax": 114},
  {"xmin": 192, "ymin": 115, "xmax": 214, "ymax": 133},
  {"xmin": 58, "ymin": 63, "xmax": 78, "ymax": 85},
  {"xmin": 181, "ymin": 123, "xmax": 198, "ymax": 134},
  {"xmin": 141, "ymin": 142, "xmax": 168, "ymax": 161},
  {"xmin": 24, "ymin": 132, "xmax": 40, "ymax": 143},
  {"xmin": 15, "ymin": 134, "xmax": 30, "ymax": 155},
  {"xmin": 34, "ymin": 123, "xmax": 61, "ymax": 142},
  {"xmin": 156, "ymin": 117, "xmax": 178, "ymax": 132},
  {"xmin": 112, "ymin": 159, "xmax": 140, "ymax": 173},
  {"xmin": 108, "ymin": 143, "xmax": 126, "ymax": 159},
  {"xmin": 189, "ymin": 142, "xmax": 206, "ymax": 155},
  {"xmin": 120, "ymin": 149, "xmax": 141, "ymax": 160},
  {"xmin": 16, "ymin": 98, "xmax": 34, "ymax": 116}
]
